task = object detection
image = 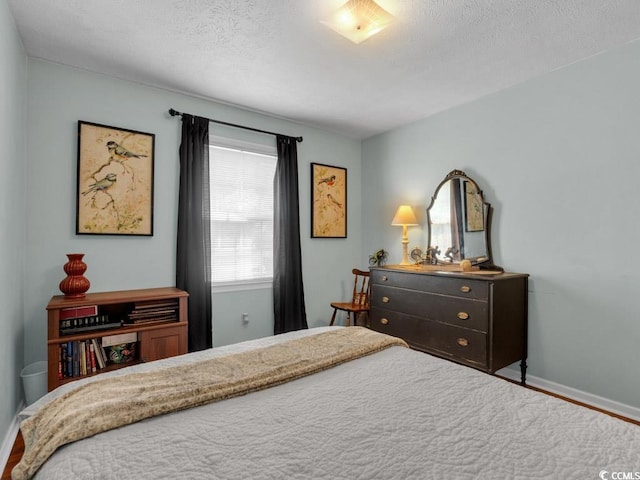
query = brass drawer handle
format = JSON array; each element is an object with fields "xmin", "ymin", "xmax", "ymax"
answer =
[
  {"xmin": 382, "ymin": 296, "xmax": 390, "ymax": 303},
  {"xmin": 460, "ymin": 285, "xmax": 471, "ymax": 293},
  {"xmin": 457, "ymin": 338, "xmax": 469, "ymax": 347},
  {"xmin": 380, "ymin": 318, "xmax": 389, "ymax": 325},
  {"xmin": 457, "ymin": 312, "xmax": 469, "ymax": 320},
  {"xmin": 381, "ymin": 275, "xmax": 388, "ymax": 281}
]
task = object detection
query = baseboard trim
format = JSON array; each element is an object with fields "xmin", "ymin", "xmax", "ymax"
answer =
[
  {"xmin": 496, "ymin": 368, "xmax": 640, "ymax": 423},
  {"xmin": 0, "ymin": 402, "xmax": 24, "ymax": 475}
]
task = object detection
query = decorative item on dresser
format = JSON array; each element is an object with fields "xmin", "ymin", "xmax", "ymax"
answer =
[
  {"xmin": 369, "ymin": 266, "xmax": 529, "ymax": 383},
  {"xmin": 425, "ymin": 169, "xmax": 497, "ymax": 268},
  {"xmin": 391, "ymin": 205, "xmax": 419, "ymax": 265},
  {"xmin": 368, "ymin": 248, "xmax": 388, "ymax": 267},
  {"xmin": 46, "ymin": 287, "xmax": 188, "ymax": 391}
]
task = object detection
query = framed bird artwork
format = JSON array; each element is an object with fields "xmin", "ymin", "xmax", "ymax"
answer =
[
  {"xmin": 76, "ymin": 121, "xmax": 155, "ymax": 235},
  {"xmin": 311, "ymin": 162, "xmax": 347, "ymax": 238}
]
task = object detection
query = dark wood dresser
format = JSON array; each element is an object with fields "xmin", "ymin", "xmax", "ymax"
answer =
[{"xmin": 369, "ymin": 266, "xmax": 529, "ymax": 383}]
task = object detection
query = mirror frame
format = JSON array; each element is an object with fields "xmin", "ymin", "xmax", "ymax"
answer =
[{"xmin": 425, "ymin": 169, "xmax": 498, "ymax": 269}]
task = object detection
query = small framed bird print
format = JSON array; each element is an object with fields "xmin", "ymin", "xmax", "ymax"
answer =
[
  {"xmin": 76, "ymin": 121, "xmax": 155, "ymax": 235},
  {"xmin": 463, "ymin": 179, "xmax": 484, "ymax": 232},
  {"xmin": 311, "ymin": 162, "xmax": 347, "ymax": 238}
]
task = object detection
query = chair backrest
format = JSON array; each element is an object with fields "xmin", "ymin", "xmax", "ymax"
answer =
[{"xmin": 351, "ymin": 268, "xmax": 371, "ymax": 307}]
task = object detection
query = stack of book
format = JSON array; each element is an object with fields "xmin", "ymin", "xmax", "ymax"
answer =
[
  {"xmin": 58, "ymin": 332, "xmax": 139, "ymax": 380},
  {"xmin": 59, "ymin": 305, "xmax": 121, "ymax": 335},
  {"xmin": 125, "ymin": 299, "xmax": 179, "ymax": 325},
  {"xmin": 59, "ymin": 339, "xmax": 104, "ymax": 379}
]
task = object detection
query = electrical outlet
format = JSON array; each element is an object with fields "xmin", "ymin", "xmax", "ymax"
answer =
[{"xmin": 242, "ymin": 313, "xmax": 249, "ymax": 323}]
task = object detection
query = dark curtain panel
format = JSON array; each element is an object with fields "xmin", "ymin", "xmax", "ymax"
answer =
[
  {"xmin": 176, "ymin": 114, "xmax": 212, "ymax": 351},
  {"xmin": 273, "ymin": 135, "xmax": 308, "ymax": 334}
]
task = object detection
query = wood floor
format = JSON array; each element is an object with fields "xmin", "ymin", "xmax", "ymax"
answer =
[
  {"xmin": 2, "ymin": 387, "xmax": 638, "ymax": 478},
  {"xmin": 502, "ymin": 378, "xmax": 640, "ymax": 427},
  {"xmin": 2, "ymin": 431, "xmax": 23, "ymax": 480}
]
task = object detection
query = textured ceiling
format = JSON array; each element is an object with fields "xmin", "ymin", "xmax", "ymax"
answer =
[{"xmin": 8, "ymin": 0, "xmax": 640, "ymax": 139}]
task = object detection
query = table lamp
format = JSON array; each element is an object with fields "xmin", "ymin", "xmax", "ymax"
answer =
[{"xmin": 391, "ymin": 205, "xmax": 418, "ymax": 265}]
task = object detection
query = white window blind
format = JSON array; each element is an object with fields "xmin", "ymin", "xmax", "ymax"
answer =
[{"xmin": 209, "ymin": 140, "xmax": 276, "ymax": 288}]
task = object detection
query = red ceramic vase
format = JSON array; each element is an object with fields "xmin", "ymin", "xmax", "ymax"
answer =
[{"xmin": 59, "ymin": 253, "xmax": 90, "ymax": 298}]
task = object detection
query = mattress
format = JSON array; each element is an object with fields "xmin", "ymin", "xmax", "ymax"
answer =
[{"xmin": 17, "ymin": 327, "xmax": 640, "ymax": 480}]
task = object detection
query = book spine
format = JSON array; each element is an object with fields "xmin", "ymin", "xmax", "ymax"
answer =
[
  {"xmin": 66, "ymin": 341, "xmax": 73, "ymax": 378},
  {"xmin": 90, "ymin": 339, "xmax": 102, "ymax": 369},
  {"xmin": 101, "ymin": 332, "xmax": 138, "ymax": 347},
  {"xmin": 82, "ymin": 341, "xmax": 86, "ymax": 376},
  {"xmin": 84, "ymin": 341, "xmax": 88, "ymax": 372},
  {"xmin": 58, "ymin": 345, "xmax": 63, "ymax": 379},
  {"xmin": 73, "ymin": 341, "xmax": 79, "ymax": 377},
  {"xmin": 94, "ymin": 338, "xmax": 107, "ymax": 368},
  {"xmin": 59, "ymin": 305, "xmax": 99, "ymax": 320},
  {"xmin": 89, "ymin": 343, "xmax": 97, "ymax": 372}
]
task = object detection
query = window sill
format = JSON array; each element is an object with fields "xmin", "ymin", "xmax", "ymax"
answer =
[{"xmin": 211, "ymin": 280, "xmax": 272, "ymax": 294}]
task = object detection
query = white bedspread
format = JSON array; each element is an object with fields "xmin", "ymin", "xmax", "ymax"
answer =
[{"xmin": 22, "ymin": 327, "xmax": 640, "ymax": 480}]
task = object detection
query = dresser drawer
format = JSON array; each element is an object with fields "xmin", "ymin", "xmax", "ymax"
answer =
[
  {"xmin": 426, "ymin": 322, "xmax": 487, "ymax": 368},
  {"xmin": 371, "ymin": 285, "xmax": 489, "ymax": 332},
  {"xmin": 371, "ymin": 269, "xmax": 488, "ymax": 300},
  {"xmin": 370, "ymin": 307, "xmax": 488, "ymax": 368},
  {"xmin": 369, "ymin": 307, "xmax": 429, "ymax": 349}
]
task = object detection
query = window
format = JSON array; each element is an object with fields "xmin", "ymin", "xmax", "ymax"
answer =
[{"xmin": 209, "ymin": 137, "xmax": 277, "ymax": 290}]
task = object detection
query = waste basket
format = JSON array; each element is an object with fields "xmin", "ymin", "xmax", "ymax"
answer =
[{"xmin": 20, "ymin": 361, "xmax": 47, "ymax": 405}]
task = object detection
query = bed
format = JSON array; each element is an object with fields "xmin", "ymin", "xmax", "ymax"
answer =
[{"xmin": 14, "ymin": 326, "xmax": 640, "ymax": 479}]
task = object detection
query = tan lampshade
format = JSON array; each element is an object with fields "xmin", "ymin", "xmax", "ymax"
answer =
[
  {"xmin": 391, "ymin": 205, "xmax": 418, "ymax": 226},
  {"xmin": 321, "ymin": 0, "xmax": 394, "ymax": 44}
]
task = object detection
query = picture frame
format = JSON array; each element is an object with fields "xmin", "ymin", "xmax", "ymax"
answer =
[
  {"xmin": 463, "ymin": 180, "xmax": 484, "ymax": 232},
  {"xmin": 76, "ymin": 121, "xmax": 155, "ymax": 236},
  {"xmin": 311, "ymin": 163, "xmax": 347, "ymax": 238}
]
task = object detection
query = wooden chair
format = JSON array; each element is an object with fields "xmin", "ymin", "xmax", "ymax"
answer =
[{"xmin": 329, "ymin": 268, "xmax": 370, "ymax": 327}]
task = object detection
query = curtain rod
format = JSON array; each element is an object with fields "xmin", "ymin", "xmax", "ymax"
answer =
[{"xmin": 168, "ymin": 108, "xmax": 303, "ymax": 143}]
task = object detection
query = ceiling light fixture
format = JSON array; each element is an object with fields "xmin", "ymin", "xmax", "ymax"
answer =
[{"xmin": 321, "ymin": 0, "xmax": 394, "ymax": 44}]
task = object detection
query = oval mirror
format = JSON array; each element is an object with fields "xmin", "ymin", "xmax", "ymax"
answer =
[{"xmin": 425, "ymin": 169, "xmax": 496, "ymax": 268}]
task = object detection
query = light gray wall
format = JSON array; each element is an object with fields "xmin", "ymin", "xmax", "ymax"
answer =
[
  {"xmin": 0, "ymin": 0, "xmax": 26, "ymax": 439},
  {"xmin": 23, "ymin": 59, "xmax": 362, "ymax": 368},
  {"xmin": 362, "ymin": 39, "xmax": 640, "ymax": 409}
]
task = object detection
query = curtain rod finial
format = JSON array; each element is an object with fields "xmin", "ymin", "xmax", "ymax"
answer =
[{"xmin": 169, "ymin": 108, "xmax": 181, "ymax": 117}]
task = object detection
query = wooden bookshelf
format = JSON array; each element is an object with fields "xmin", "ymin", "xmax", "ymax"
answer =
[{"xmin": 46, "ymin": 287, "xmax": 188, "ymax": 391}]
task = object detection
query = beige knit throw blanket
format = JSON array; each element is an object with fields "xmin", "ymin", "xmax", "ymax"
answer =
[{"xmin": 13, "ymin": 327, "xmax": 407, "ymax": 480}]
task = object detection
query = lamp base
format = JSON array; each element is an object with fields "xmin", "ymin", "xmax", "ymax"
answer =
[{"xmin": 399, "ymin": 238, "xmax": 411, "ymax": 265}]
